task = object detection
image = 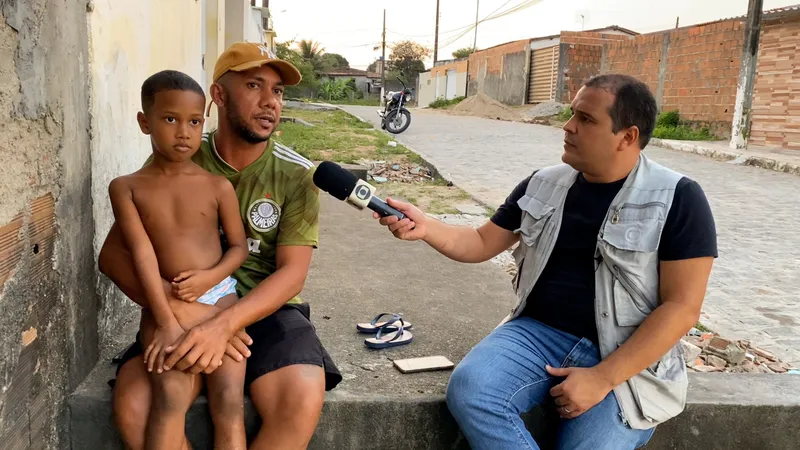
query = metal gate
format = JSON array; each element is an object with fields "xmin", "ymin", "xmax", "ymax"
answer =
[{"xmin": 527, "ymin": 45, "xmax": 559, "ymax": 104}]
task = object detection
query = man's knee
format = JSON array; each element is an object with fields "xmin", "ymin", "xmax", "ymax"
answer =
[{"xmin": 446, "ymin": 362, "xmax": 483, "ymax": 415}]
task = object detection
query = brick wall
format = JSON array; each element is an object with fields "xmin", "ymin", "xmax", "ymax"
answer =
[
  {"xmin": 750, "ymin": 15, "xmax": 800, "ymax": 150},
  {"xmin": 556, "ymin": 32, "xmax": 632, "ymax": 102},
  {"xmin": 601, "ymin": 18, "xmax": 745, "ymax": 135},
  {"xmin": 468, "ymin": 39, "xmax": 528, "ymax": 80},
  {"xmin": 431, "ymin": 59, "xmax": 468, "ymax": 78},
  {"xmin": 558, "ymin": 44, "xmax": 604, "ymax": 102},
  {"xmin": 561, "ymin": 31, "xmax": 629, "ymax": 46}
]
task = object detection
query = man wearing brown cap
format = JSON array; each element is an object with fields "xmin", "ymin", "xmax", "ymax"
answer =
[{"xmin": 99, "ymin": 42, "xmax": 341, "ymax": 449}]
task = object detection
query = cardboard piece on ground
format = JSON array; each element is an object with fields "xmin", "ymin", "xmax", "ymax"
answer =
[{"xmin": 393, "ymin": 356, "xmax": 455, "ymax": 374}]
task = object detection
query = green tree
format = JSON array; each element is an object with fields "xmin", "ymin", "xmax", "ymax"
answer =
[
  {"xmin": 366, "ymin": 60, "xmax": 379, "ymax": 73},
  {"xmin": 296, "ymin": 39, "xmax": 327, "ymax": 73},
  {"xmin": 388, "ymin": 40, "xmax": 430, "ymax": 81},
  {"xmin": 452, "ymin": 47, "xmax": 475, "ymax": 59},
  {"xmin": 275, "ymin": 40, "xmax": 319, "ymax": 98},
  {"xmin": 320, "ymin": 53, "xmax": 350, "ymax": 71}
]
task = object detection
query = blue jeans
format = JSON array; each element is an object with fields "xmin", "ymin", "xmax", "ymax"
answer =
[{"xmin": 446, "ymin": 318, "xmax": 655, "ymax": 450}]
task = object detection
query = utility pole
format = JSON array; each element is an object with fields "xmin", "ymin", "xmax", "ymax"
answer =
[
  {"xmin": 473, "ymin": 0, "xmax": 479, "ymax": 50},
  {"xmin": 675, "ymin": 17, "xmax": 680, "ymax": 28},
  {"xmin": 730, "ymin": 0, "xmax": 763, "ymax": 150},
  {"xmin": 381, "ymin": 9, "xmax": 387, "ymax": 107},
  {"xmin": 433, "ymin": 0, "xmax": 440, "ymax": 63}
]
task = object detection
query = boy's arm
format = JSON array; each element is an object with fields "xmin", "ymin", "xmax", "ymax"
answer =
[
  {"xmin": 172, "ymin": 177, "xmax": 249, "ymax": 302},
  {"xmin": 108, "ymin": 179, "xmax": 178, "ymax": 329}
]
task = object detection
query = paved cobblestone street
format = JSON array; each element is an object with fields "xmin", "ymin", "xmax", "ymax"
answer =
[{"xmin": 342, "ymin": 106, "xmax": 800, "ymax": 365}]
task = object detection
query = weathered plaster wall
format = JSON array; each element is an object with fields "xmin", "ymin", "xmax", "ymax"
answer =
[
  {"xmin": 0, "ymin": 0, "xmax": 94, "ymax": 448},
  {"xmin": 88, "ymin": 0, "xmax": 203, "ymax": 345}
]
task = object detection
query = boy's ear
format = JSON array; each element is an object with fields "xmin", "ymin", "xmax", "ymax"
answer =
[{"xmin": 136, "ymin": 111, "xmax": 150, "ymax": 135}]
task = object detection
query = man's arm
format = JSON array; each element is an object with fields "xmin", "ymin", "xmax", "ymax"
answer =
[
  {"xmin": 594, "ymin": 257, "xmax": 713, "ymax": 384},
  {"xmin": 376, "ymin": 197, "xmax": 519, "ymax": 263},
  {"xmin": 171, "ymin": 178, "xmax": 249, "ymax": 302}
]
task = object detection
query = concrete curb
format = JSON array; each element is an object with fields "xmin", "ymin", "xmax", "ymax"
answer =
[
  {"xmin": 69, "ymin": 373, "xmax": 800, "ymax": 449},
  {"xmin": 651, "ymin": 138, "xmax": 800, "ymax": 176}
]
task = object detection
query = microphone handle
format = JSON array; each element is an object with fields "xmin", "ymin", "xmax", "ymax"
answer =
[{"xmin": 368, "ymin": 196, "xmax": 406, "ymax": 220}]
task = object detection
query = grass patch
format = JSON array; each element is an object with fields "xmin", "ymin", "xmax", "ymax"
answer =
[
  {"xmin": 376, "ymin": 181, "xmax": 472, "ymax": 215},
  {"xmin": 321, "ymin": 97, "xmax": 381, "ymax": 107},
  {"xmin": 652, "ymin": 110, "xmax": 715, "ymax": 141},
  {"xmin": 429, "ymin": 96, "xmax": 465, "ymax": 109},
  {"xmin": 694, "ymin": 322, "xmax": 712, "ymax": 333},
  {"xmin": 653, "ymin": 125, "xmax": 714, "ymax": 141},
  {"xmin": 277, "ymin": 107, "xmax": 477, "ymax": 214},
  {"xmin": 555, "ymin": 107, "xmax": 573, "ymax": 122}
]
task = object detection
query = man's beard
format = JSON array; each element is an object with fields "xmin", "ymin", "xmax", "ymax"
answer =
[{"xmin": 226, "ymin": 104, "xmax": 272, "ymax": 144}]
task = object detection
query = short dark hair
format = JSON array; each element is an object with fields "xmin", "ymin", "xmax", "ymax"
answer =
[
  {"xmin": 584, "ymin": 74, "xmax": 658, "ymax": 149},
  {"xmin": 140, "ymin": 70, "xmax": 205, "ymax": 113}
]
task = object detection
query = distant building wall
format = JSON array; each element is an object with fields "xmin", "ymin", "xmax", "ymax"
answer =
[
  {"xmin": 467, "ymin": 39, "xmax": 529, "ymax": 105},
  {"xmin": 751, "ymin": 13, "xmax": 800, "ymax": 150},
  {"xmin": 601, "ymin": 18, "xmax": 746, "ymax": 137}
]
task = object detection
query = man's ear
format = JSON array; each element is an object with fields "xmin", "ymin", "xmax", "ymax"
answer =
[
  {"xmin": 620, "ymin": 126, "xmax": 641, "ymax": 151},
  {"xmin": 136, "ymin": 112, "xmax": 150, "ymax": 135},
  {"xmin": 210, "ymin": 83, "xmax": 225, "ymax": 109}
]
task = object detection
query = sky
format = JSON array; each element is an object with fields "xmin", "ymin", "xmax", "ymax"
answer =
[{"xmin": 272, "ymin": 0, "xmax": 796, "ymax": 70}]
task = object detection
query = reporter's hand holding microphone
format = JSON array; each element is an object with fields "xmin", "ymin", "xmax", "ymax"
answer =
[
  {"xmin": 312, "ymin": 160, "xmax": 428, "ymax": 241},
  {"xmin": 372, "ymin": 198, "xmax": 427, "ymax": 241}
]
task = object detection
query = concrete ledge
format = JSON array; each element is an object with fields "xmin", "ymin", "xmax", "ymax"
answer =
[
  {"xmin": 651, "ymin": 138, "xmax": 800, "ymax": 176},
  {"xmin": 69, "ymin": 370, "xmax": 800, "ymax": 449}
]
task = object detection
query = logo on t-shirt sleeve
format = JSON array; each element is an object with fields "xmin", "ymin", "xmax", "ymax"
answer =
[{"xmin": 247, "ymin": 198, "xmax": 281, "ymax": 233}]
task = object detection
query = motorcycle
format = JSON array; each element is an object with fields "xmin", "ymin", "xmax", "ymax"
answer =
[{"xmin": 377, "ymin": 77, "xmax": 412, "ymax": 134}]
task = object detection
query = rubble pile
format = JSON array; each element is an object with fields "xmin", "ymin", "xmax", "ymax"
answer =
[
  {"xmin": 360, "ymin": 159, "xmax": 434, "ymax": 184},
  {"xmin": 681, "ymin": 329, "xmax": 796, "ymax": 374}
]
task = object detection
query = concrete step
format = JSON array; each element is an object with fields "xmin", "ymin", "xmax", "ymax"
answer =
[{"xmin": 69, "ymin": 359, "xmax": 800, "ymax": 450}]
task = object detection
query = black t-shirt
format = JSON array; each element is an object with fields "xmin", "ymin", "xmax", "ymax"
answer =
[{"xmin": 491, "ymin": 171, "xmax": 718, "ymax": 345}]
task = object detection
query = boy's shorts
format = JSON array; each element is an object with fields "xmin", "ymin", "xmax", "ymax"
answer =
[{"xmin": 196, "ymin": 276, "xmax": 237, "ymax": 305}]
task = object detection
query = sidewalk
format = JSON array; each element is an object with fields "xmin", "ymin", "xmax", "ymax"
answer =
[{"xmin": 651, "ymin": 138, "xmax": 800, "ymax": 176}]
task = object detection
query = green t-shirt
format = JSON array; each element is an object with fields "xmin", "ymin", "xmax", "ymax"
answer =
[{"xmin": 193, "ymin": 130, "xmax": 320, "ymax": 303}]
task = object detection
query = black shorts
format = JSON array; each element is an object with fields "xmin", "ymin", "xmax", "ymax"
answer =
[{"xmin": 113, "ymin": 303, "xmax": 342, "ymax": 391}]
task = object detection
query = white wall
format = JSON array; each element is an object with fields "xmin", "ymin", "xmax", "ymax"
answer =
[
  {"xmin": 88, "ymin": 0, "xmax": 204, "ymax": 336},
  {"xmin": 246, "ymin": 9, "xmax": 265, "ymax": 43},
  {"xmin": 225, "ymin": 0, "xmax": 247, "ymax": 47}
]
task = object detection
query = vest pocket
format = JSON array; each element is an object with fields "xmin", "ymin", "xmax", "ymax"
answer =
[
  {"xmin": 515, "ymin": 195, "xmax": 555, "ymax": 248},
  {"xmin": 627, "ymin": 345, "xmax": 688, "ymax": 423},
  {"xmin": 612, "ymin": 266, "xmax": 652, "ymax": 327}
]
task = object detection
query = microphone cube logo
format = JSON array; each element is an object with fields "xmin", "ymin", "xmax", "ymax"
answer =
[
  {"xmin": 355, "ymin": 185, "xmax": 371, "ymax": 201},
  {"xmin": 247, "ymin": 198, "xmax": 281, "ymax": 233}
]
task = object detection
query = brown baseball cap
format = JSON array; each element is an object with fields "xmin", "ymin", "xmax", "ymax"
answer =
[{"xmin": 213, "ymin": 42, "xmax": 302, "ymax": 86}]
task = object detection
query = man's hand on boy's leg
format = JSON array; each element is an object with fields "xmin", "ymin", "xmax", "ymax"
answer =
[{"xmin": 168, "ymin": 298, "xmax": 252, "ymax": 364}]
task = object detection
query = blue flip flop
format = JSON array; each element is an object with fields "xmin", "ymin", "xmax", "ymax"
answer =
[
  {"xmin": 356, "ymin": 313, "xmax": 413, "ymax": 334},
  {"xmin": 364, "ymin": 316, "xmax": 414, "ymax": 349}
]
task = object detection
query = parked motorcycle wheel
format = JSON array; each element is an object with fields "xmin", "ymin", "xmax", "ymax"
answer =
[{"xmin": 384, "ymin": 109, "xmax": 411, "ymax": 134}]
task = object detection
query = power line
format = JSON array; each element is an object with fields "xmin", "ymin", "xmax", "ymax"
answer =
[{"xmin": 439, "ymin": 0, "xmax": 543, "ymax": 49}]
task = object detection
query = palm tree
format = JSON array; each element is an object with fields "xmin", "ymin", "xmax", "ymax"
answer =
[{"xmin": 297, "ymin": 39, "xmax": 325, "ymax": 62}]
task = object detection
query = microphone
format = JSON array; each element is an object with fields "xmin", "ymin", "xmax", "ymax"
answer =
[{"xmin": 313, "ymin": 161, "xmax": 406, "ymax": 220}]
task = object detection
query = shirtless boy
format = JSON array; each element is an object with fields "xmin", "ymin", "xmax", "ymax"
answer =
[{"xmin": 108, "ymin": 70, "xmax": 249, "ymax": 450}]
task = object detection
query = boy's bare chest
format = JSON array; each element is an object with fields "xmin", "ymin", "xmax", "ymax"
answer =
[{"xmin": 131, "ymin": 179, "xmax": 218, "ymax": 230}]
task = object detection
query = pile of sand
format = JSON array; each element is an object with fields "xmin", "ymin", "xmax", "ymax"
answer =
[
  {"xmin": 450, "ymin": 93, "xmax": 522, "ymax": 122},
  {"xmin": 524, "ymin": 100, "xmax": 568, "ymax": 119}
]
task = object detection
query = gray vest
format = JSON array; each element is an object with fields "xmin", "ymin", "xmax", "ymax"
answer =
[{"xmin": 503, "ymin": 153, "xmax": 687, "ymax": 430}]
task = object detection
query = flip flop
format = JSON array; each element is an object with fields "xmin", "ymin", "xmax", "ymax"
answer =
[
  {"xmin": 365, "ymin": 316, "xmax": 414, "ymax": 349},
  {"xmin": 356, "ymin": 313, "xmax": 413, "ymax": 334}
]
